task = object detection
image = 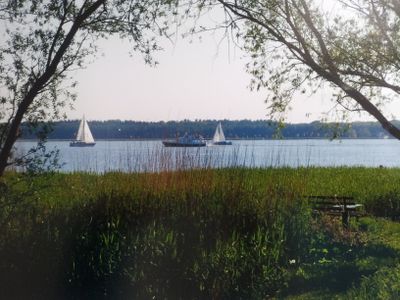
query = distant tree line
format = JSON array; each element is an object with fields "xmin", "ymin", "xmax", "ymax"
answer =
[{"xmin": 17, "ymin": 120, "xmax": 398, "ymax": 140}]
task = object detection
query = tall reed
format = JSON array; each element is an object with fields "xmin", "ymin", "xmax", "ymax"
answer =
[
  {"xmin": 3, "ymin": 146, "xmax": 400, "ymax": 298},
  {"xmin": 0, "ymin": 164, "xmax": 312, "ymax": 299}
]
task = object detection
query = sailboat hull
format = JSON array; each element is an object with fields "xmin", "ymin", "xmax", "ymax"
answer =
[
  {"xmin": 69, "ymin": 141, "xmax": 96, "ymax": 147},
  {"xmin": 212, "ymin": 141, "xmax": 232, "ymax": 145},
  {"xmin": 163, "ymin": 141, "xmax": 206, "ymax": 147}
]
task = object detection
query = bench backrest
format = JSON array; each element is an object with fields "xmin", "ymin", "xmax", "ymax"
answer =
[{"xmin": 306, "ymin": 196, "xmax": 360, "ymax": 212}]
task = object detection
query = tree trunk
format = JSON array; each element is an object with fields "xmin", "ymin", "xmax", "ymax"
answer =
[{"xmin": 0, "ymin": 0, "xmax": 105, "ymax": 177}]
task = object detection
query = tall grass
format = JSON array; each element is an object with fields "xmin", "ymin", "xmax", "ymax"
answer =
[
  {"xmin": 0, "ymin": 167, "xmax": 312, "ymax": 299},
  {"xmin": 2, "ymin": 161, "xmax": 400, "ymax": 298}
]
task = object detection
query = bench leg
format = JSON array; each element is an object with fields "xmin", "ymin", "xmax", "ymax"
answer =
[{"xmin": 342, "ymin": 211, "xmax": 350, "ymax": 229}]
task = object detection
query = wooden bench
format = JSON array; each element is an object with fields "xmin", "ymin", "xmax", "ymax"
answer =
[{"xmin": 306, "ymin": 195, "xmax": 363, "ymax": 228}]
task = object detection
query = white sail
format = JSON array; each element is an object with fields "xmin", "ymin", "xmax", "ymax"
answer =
[
  {"xmin": 213, "ymin": 122, "xmax": 226, "ymax": 143},
  {"xmin": 76, "ymin": 118, "xmax": 84, "ymax": 141},
  {"xmin": 83, "ymin": 119, "xmax": 95, "ymax": 143},
  {"xmin": 76, "ymin": 115, "xmax": 95, "ymax": 143}
]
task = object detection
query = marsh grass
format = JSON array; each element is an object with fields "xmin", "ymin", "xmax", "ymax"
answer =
[
  {"xmin": 2, "ymin": 163, "xmax": 400, "ymax": 298},
  {"xmin": 0, "ymin": 166, "xmax": 312, "ymax": 299}
]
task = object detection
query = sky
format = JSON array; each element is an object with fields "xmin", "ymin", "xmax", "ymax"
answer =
[
  {"xmin": 68, "ymin": 34, "xmax": 337, "ymax": 123},
  {"xmin": 52, "ymin": 1, "xmax": 400, "ymax": 123},
  {"xmin": 1, "ymin": 1, "xmax": 398, "ymax": 124}
]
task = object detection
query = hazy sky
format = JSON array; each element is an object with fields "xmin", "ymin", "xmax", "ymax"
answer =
[
  {"xmin": 63, "ymin": 1, "xmax": 398, "ymax": 123},
  {"xmin": 68, "ymin": 35, "xmax": 337, "ymax": 123},
  {"xmin": 1, "ymin": 1, "xmax": 398, "ymax": 123}
]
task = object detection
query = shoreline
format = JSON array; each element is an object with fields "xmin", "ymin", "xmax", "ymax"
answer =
[{"xmin": 15, "ymin": 137, "xmax": 396, "ymax": 142}]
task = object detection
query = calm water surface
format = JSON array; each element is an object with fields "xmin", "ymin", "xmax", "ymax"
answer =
[{"xmin": 15, "ymin": 139, "xmax": 400, "ymax": 172}]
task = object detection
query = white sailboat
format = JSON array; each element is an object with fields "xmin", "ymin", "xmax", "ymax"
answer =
[
  {"xmin": 212, "ymin": 122, "xmax": 232, "ymax": 145},
  {"xmin": 70, "ymin": 115, "xmax": 96, "ymax": 147}
]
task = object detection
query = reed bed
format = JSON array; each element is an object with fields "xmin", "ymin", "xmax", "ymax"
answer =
[
  {"xmin": 1, "ymin": 163, "xmax": 400, "ymax": 298},
  {"xmin": 0, "ymin": 167, "xmax": 311, "ymax": 299}
]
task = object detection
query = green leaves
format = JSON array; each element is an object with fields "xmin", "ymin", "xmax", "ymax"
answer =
[
  {"xmin": 0, "ymin": 0, "xmax": 178, "ymax": 174},
  {"xmin": 208, "ymin": 0, "xmax": 400, "ymax": 138}
]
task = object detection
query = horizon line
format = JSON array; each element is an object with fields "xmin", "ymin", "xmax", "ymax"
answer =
[{"xmin": 60, "ymin": 118, "xmax": 394, "ymax": 125}]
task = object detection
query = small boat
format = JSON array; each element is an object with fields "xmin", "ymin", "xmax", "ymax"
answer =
[
  {"xmin": 212, "ymin": 122, "xmax": 232, "ymax": 145},
  {"xmin": 162, "ymin": 134, "xmax": 206, "ymax": 147},
  {"xmin": 70, "ymin": 115, "xmax": 96, "ymax": 147}
]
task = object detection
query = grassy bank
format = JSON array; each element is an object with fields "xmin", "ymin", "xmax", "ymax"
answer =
[{"xmin": 1, "ymin": 167, "xmax": 400, "ymax": 299}]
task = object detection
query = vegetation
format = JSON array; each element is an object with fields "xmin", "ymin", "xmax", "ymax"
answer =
[
  {"xmin": 205, "ymin": 0, "xmax": 400, "ymax": 139},
  {"xmin": 20, "ymin": 119, "xmax": 398, "ymax": 140},
  {"xmin": 2, "ymin": 167, "xmax": 400, "ymax": 299},
  {"xmin": 0, "ymin": 0, "xmax": 174, "ymax": 175},
  {"xmin": 4, "ymin": 0, "xmax": 400, "ymax": 175}
]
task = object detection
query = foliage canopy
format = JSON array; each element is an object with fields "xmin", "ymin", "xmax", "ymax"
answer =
[
  {"xmin": 183, "ymin": 0, "xmax": 400, "ymax": 138},
  {"xmin": 0, "ymin": 0, "xmax": 175, "ymax": 175}
]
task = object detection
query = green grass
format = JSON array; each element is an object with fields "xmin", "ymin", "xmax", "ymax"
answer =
[
  {"xmin": 280, "ymin": 217, "xmax": 400, "ymax": 299},
  {"xmin": 1, "ymin": 167, "xmax": 400, "ymax": 299}
]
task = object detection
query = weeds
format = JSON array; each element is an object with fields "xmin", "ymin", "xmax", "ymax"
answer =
[{"xmin": 1, "ymin": 167, "xmax": 400, "ymax": 298}]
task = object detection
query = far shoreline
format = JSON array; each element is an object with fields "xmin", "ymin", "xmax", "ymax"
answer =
[{"xmin": 15, "ymin": 137, "xmax": 397, "ymax": 142}]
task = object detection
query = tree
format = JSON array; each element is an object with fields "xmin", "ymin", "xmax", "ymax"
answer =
[
  {"xmin": 0, "ymin": 0, "xmax": 174, "ymax": 176},
  {"xmin": 192, "ymin": 0, "xmax": 400, "ymax": 138}
]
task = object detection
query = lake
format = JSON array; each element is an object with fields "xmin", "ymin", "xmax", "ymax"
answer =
[{"xmin": 15, "ymin": 139, "xmax": 400, "ymax": 173}]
